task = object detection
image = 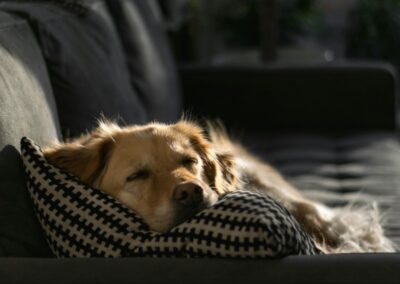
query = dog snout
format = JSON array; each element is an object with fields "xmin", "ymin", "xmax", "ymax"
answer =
[{"xmin": 173, "ymin": 182, "xmax": 204, "ymax": 206}]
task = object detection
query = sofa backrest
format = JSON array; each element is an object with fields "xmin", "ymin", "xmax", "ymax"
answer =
[
  {"xmin": 0, "ymin": 13, "xmax": 60, "ymax": 146},
  {"xmin": 0, "ymin": 11, "xmax": 59, "ymax": 257},
  {"xmin": 1, "ymin": 1, "xmax": 148, "ymax": 138},
  {"xmin": 107, "ymin": 0, "xmax": 182, "ymax": 123},
  {"xmin": 0, "ymin": 0, "xmax": 183, "ymax": 256},
  {"xmin": 1, "ymin": 0, "xmax": 182, "ymax": 138}
]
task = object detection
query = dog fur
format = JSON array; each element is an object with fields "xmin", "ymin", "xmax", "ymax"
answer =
[{"xmin": 43, "ymin": 120, "xmax": 396, "ymax": 253}]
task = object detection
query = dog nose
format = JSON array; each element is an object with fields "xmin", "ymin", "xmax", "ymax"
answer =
[{"xmin": 173, "ymin": 182, "xmax": 204, "ymax": 206}]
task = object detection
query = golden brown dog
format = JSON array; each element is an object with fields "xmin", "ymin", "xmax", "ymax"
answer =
[{"xmin": 43, "ymin": 120, "xmax": 396, "ymax": 253}]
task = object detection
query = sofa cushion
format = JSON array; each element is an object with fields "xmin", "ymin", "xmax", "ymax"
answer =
[
  {"xmin": 0, "ymin": 1, "xmax": 147, "ymax": 138},
  {"xmin": 106, "ymin": 0, "xmax": 182, "ymax": 122},
  {"xmin": 242, "ymin": 132, "xmax": 400, "ymax": 247},
  {"xmin": 0, "ymin": 12, "xmax": 60, "ymax": 257},
  {"xmin": 21, "ymin": 137, "xmax": 320, "ymax": 258}
]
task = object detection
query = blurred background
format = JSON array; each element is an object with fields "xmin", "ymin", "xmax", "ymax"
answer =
[{"xmin": 157, "ymin": 0, "xmax": 400, "ymax": 69}]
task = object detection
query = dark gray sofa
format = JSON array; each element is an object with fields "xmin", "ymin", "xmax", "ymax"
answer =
[{"xmin": 0, "ymin": 1, "xmax": 399, "ymax": 283}]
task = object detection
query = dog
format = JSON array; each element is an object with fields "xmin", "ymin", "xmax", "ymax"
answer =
[{"xmin": 43, "ymin": 120, "xmax": 396, "ymax": 253}]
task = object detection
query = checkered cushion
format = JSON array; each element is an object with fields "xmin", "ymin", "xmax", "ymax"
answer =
[{"xmin": 20, "ymin": 137, "xmax": 320, "ymax": 258}]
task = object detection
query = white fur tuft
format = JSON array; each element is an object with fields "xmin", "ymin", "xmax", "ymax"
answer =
[{"xmin": 327, "ymin": 203, "xmax": 397, "ymax": 253}]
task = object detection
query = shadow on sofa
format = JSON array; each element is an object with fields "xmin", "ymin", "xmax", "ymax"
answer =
[{"xmin": 0, "ymin": 1, "xmax": 399, "ymax": 283}]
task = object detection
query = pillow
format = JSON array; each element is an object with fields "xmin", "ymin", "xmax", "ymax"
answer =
[
  {"xmin": 106, "ymin": 0, "xmax": 182, "ymax": 122},
  {"xmin": 21, "ymin": 137, "xmax": 321, "ymax": 258},
  {"xmin": 1, "ymin": 2, "xmax": 147, "ymax": 137}
]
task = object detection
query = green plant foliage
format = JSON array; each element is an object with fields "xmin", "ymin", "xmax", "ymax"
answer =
[
  {"xmin": 209, "ymin": 0, "xmax": 326, "ymax": 47},
  {"xmin": 278, "ymin": 0, "xmax": 326, "ymax": 44},
  {"xmin": 166, "ymin": 0, "xmax": 327, "ymax": 62},
  {"xmin": 212, "ymin": 0, "xmax": 259, "ymax": 47},
  {"xmin": 346, "ymin": 0, "xmax": 400, "ymax": 65}
]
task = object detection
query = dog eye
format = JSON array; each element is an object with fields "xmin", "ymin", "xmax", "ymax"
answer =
[
  {"xmin": 126, "ymin": 169, "xmax": 150, "ymax": 182},
  {"xmin": 181, "ymin": 157, "xmax": 198, "ymax": 167}
]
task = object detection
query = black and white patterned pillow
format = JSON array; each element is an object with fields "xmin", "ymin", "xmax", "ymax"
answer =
[{"xmin": 20, "ymin": 137, "xmax": 321, "ymax": 258}]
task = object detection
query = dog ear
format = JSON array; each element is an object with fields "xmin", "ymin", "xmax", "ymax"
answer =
[
  {"xmin": 174, "ymin": 121, "xmax": 237, "ymax": 195},
  {"xmin": 189, "ymin": 134, "xmax": 221, "ymax": 193},
  {"xmin": 216, "ymin": 152, "xmax": 237, "ymax": 190},
  {"xmin": 43, "ymin": 125, "xmax": 116, "ymax": 185},
  {"xmin": 191, "ymin": 136, "xmax": 238, "ymax": 195}
]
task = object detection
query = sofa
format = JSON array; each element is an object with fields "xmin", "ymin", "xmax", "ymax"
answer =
[{"xmin": 0, "ymin": 0, "xmax": 399, "ymax": 283}]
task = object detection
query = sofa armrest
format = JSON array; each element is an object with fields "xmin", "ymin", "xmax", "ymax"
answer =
[
  {"xmin": 1, "ymin": 254, "xmax": 399, "ymax": 284},
  {"xmin": 180, "ymin": 62, "xmax": 399, "ymax": 132}
]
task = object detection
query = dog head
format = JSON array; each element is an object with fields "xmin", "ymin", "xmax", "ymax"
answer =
[{"xmin": 44, "ymin": 121, "xmax": 237, "ymax": 232}]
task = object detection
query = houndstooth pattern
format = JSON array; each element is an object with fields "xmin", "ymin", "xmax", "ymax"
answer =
[{"xmin": 20, "ymin": 137, "xmax": 320, "ymax": 258}]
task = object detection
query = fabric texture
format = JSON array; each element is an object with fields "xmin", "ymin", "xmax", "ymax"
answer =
[
  {"xmin": 0, "ymin": 1, "xmax": 147, "ymax": 138},
  {"xmin": 0, "ymin": 12, "xmax": 59, "ymax": 257},
  {"xmin": 21, "ymin": 137, "xmax": 320, "ymax": 258},
  {"xmin": 106, "ymin": 0, "xmax": 182, "ymax": 123},
  {"xmin": 8, "ymin": 0, "xmax": 89, "ymax": 16}
]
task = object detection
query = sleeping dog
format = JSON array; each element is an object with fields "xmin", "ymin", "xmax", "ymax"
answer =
[{"xmin": 43, "ymin": 120, "xmax": 396, "ymax": 253}]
